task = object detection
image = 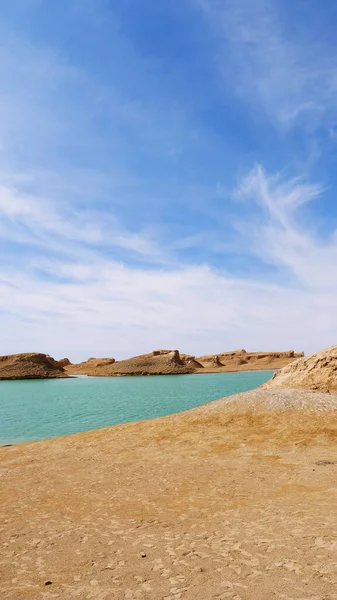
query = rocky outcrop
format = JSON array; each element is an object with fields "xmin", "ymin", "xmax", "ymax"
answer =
[
  {"xmin": 65, "ymin": 348, "xmax": 304, "ymax": 377},
  {"xmin": 199, "ymin": 354, "xmax": 224, "ymax": 368},
  {"xmin": 66, "ymin": 350, "xmax": 195, "ymax": 377},
  {"xmin": 196, "ymin": 350, "xmax": 303, "ymax": 372},
  {"xmin": 263, "ymin": 346, "xmax": 337, "ymax": 393},
  {"xmin": 58, "ymin": 358, "xmax": 72, "ymax": 367},
  {"xmin": 0, "ymin": 353, "xmax": 67, "ymax": 380},
  {"xmin": 66, "ymin": 357, "xmax": 116, "ymax": 375},
  {"xmin": 180, "ymin": 354, "xmax": 204, "ymax": 369}
]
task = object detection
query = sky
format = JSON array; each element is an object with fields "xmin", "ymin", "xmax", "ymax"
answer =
[{"xmin": 1, "ymin": 0, "xmax": 337, "ymax": 361}]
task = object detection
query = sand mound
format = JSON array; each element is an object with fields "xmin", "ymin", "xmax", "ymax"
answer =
[
  {"xmin": 67, "ymin": 350, "xmax": 195, "ymax": 376},
  {"xmin": 263, "ymin": 345, "xmax": 337, "ymax": 393},
  {"xmin": 0, "ymin": 353, "xmax": 67, "ymax": 380}
]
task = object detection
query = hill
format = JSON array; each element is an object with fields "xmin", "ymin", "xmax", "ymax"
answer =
[
  {"xmin": 66, "ymin": 348, "xmax": 303, "ymax": 376},
  {"xmin": 263, "ymin": 345, "xmax": 337, "ymax": 393},
  {"xmin": 66, "ymin": 350, "xmax": 196, "ymax": 376},
  {"xmin": 0, "ymin": 353, "xmax": 67, "ymax": 380},
  {"xmin": 196, "ymin": 349, "xmax": 304, "ymax": 372}
]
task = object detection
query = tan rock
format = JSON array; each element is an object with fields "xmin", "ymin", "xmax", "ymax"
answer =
[
  {"xmin": 196, "ymin": 350, "xmax": 303, "ymax": 373},
  {"xmin": 66, "ymin": 357, "xmax": 116, "ymax": 374},
  {"xmin": 67, "ymin": 350, "xmax": 194, "ymax": 377},
  {"xmin": 0, "ymin": 353, "xmax": 67, "ymax": 380},
  {"xmin": 263, "ymin": 345, "xmax": 337, "ymax": 393},
  {"xmin": 58, "ymin": 357, "xmax": 72, "ymax": 367}
]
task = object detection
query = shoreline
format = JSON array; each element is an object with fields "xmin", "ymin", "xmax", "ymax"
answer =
[
  {"xmin": 1, "ymin": 387, "xmax": 337, "ymax": 599},
  {"xmin": 64, "ymin": 367, "xmax": 277, "ymax": 377},
  {"xmin": 0, "ymin": 370, "xmax": 272, "ymax": 447}
]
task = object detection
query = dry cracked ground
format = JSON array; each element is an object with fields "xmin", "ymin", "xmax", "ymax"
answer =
[{"xmin": 1, "ymin": 389, "xmax": 337, "ymax": 600}]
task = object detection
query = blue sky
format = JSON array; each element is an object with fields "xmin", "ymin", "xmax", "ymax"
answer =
[{"xmin": 1, "ymin": 0, "xmax": 337, "ymax": 360}]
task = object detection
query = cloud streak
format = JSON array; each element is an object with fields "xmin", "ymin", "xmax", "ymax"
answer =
[
  {"xmin": 1, "ymin": 164, "xmax": 337, "ymax": 361},
  {"xmin": 197, "ymin": 0, "xmax": 337, "ymax": 131},
  {"xmin": 1, "ymin": 1, "xmax": 337, "ymax": 361}
]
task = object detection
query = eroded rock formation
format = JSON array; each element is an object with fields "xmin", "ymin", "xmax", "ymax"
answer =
[
  {"xmin": 0, "ymin": 353, "xmax": 67, "ymax": 380},
  {"xmin": 263, "ymin": 345, "xmax": 337, "ymax": 393},
  {"xmin": 66, "ymin": 350, "xmax": 195, "ymax": 377}
]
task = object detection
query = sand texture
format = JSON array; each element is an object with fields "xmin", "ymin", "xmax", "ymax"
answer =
[{"xmin": 1, "ymin": 388, "xmax": 337, "ymax": 599}]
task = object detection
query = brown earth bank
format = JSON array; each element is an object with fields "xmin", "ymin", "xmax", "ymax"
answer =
[
  {"xmin": 66, "ymin": 350, "xmax": 198, "ymax": 377},
  {"xmin": 196, "ymin": 350, "xmax": 304, "ymax": 373},
  {"xmin": 1, "ymin": 388, "xmax": 336, "ymax": 599},
  {"xmin": 0, "ymin": 353, "xmax": 67, "ymax": 380},
  {"xmin": 263, "ymin": 345, "xmax": 337, "ymax": 393},
  {"xmin": 66, "ymin": 349, "xmax": 303, "ymax": 377}
]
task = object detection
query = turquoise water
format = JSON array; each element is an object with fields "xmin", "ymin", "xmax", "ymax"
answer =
[{"xmin": 0, "ymin": 371, "xmax": 273, "ymax": 444}]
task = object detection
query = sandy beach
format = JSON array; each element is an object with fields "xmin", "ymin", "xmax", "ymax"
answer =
[{"xmin": 1, "ymin": 388, "xmax": 336, "ymax": 600}]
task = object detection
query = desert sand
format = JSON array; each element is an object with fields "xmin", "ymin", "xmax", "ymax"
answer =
[{"xmin": 1, "ymin": 386, "xmax": 336, "ymax": 600}]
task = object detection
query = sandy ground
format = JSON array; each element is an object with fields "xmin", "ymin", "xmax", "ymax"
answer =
[{"xmin": 1, "ymin": 389, "xmax": 337, "ymax": 600}]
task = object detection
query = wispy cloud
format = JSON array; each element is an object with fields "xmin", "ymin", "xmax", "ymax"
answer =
[
  {"xmin": 1, "ymin": 164, "xmax": 337, "ymax": 360},
  {"xmin": 1, "ymin": 2, "xmax": 337, "ymax": 360},
  {"xmin": 235, "ymin": 165, "xmax": 337, "ymax": 290},
  {"xmin": 196, "ymin": 0, "xmax": 337, "ymax": 131}
]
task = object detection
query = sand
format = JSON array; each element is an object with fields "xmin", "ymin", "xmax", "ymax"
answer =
[{"xmin": 1, "ymin": 388, "xmax": 337, "ymax": 600}]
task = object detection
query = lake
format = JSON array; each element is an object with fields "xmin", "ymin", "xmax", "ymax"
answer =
[{"xmin": 0, "ymin": 370, "xmax": 274, "ymax": 444}]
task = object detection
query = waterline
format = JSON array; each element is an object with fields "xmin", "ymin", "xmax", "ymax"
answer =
[{"xmin": 0, "ymin": 371, "xmax": 274, "ymax": 444}]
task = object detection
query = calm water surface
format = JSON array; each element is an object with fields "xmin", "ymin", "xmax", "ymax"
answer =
[{"xmin": 0, "ymin": 371, "xmax": 274, "ymax": 444}]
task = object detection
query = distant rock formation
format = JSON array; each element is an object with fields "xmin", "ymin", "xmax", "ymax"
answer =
[
  {"xmin": 58, "ymin": 358, "xmax": 72, "ymax": 367},
  {"xmin": 64, "ymin": 348, "xmax": 304, "ymax": 377},
  {"xmin": 180, "ymin": 354, "xmax": 204, "ymax": 369},
  {"xmin": 66, "ymin": 350, "xmax": 196, "ymax": 377},
  {"xmin": 199, "ymin": 354, "xmax": 224, "ymax": 368},
  {"xmin": 196, "ymin": 350, "xmax": 303, "ymax": 372},
  {"xmin": 263, "ymin": 346, "xmax": 337, "ymax": 393},
  {"xmin": 0, "ymin": 353, "xmax": 67, "ymax": 380},
  {"xmin": 66, "ymin": 357, "xmax": 116, "ymax": 375}
]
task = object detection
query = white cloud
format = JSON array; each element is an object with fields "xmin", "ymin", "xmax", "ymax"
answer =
[
  {"xmin": 196, "ymin": 0, "xmax": 337, "ymax": 130},
  {"xmin": 1, "ymin": 166, "xmax": 337, "ymax": 361},
  {"xmin": 0, "ymin": 3, "xmax": 336, "ymax": 362},
  {"xmin": 236, "ymin": 164, "xmax": 337, "ymax": 290}
]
